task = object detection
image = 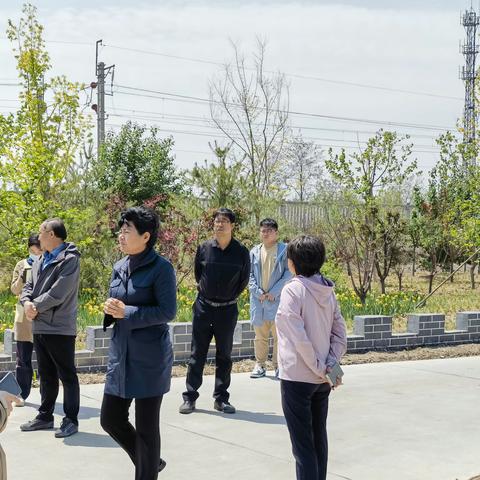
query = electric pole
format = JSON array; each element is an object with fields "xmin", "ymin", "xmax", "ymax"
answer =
[
  {"xmin": 97, "ymin": 61, "xmax": 105, "ymax": 152},
  {"xmin": 460, "ymin": 7, "xmax": 479, "ymax": 166},
  {"xmin": 92, "ymin": 40, "xmax": 115, "ymax": 157}
]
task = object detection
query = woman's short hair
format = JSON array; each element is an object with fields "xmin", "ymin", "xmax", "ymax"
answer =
[
  {"xmin": 118, "ymin": 206, "xmax": 160, "ymax": 250},
  {"xmin": 287, "ymin": 235, "xmax": 326, "ymax": 277},
  {"xmin": 28, "ymin": 234, "xmax": 40, "ymax": 248},
  {"xmin": 213, "ymin": 208, "xmax": 236, "ymax": 224}
]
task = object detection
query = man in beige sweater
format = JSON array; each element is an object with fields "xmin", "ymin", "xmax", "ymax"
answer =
[
  {"xmin": 10, "ymin": 235, "xmax": 42, "ymax": 406},
  {"xmin": 248, "ymin": 219, "xmax": 291, "ymax": 379}
]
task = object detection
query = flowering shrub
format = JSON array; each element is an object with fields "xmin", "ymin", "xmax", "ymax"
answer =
[{"xmin": 335, "ymin": 289, "xmax": 421, "ymax": 327}]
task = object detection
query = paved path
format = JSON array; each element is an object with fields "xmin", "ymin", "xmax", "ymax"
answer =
[{"xmin": 2, "ymin": 356, "xmax": 480, "ymax": 480}]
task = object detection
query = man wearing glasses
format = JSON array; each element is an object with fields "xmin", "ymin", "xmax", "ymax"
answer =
[
  {"xmin": 19, "ymin": 218, "xmax": 81, "ymax": 438},
  {"xmin": 249, "ymin": 218, "xmax": 291, "ymax": 379},
  {"xmin": 180, "ymin": 208, "xmax": 250, "ymax": 415}
]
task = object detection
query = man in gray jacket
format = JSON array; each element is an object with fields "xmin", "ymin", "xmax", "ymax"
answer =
[{"xmin": 19, "ymin": 218, "xmax": 81, "ymax": 438}]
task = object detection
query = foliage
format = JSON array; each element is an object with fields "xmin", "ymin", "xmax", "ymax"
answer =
[
  {"xmin": 324, "ymin": 129, "xmax": 417, "ymax": 302},
  {"xmin": 0, "ymin": 4, "xmax": 90, "ymax": 268},
  {"xmin": 94, "ymin": 122, "xmax": 181, "ymax": 205}
]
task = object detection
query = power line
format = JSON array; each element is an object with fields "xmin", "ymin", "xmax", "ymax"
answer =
[
  {"xmin": 113, "ymin": 84, "xmax": 455, "ymax": 132},
  {"xmin": 1, "ymin": 36, "xmax": 461, "ymax": 101},
  {"xmin": 108, "ymin": 112, "xmax": 441, "ymax": 150},
  {"xmin": 103, "ymin": 43, "xmax": 462, "ymax": 101},
  {"xmin": 105, "ymin": 119, "xmax": 440, "ymax": 155},
  {"xmin": 107, "ymin": 105, "xmax": 447, "ymax": 140}
]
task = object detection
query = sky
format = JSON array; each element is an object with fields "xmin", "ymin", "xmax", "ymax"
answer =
[{"xmin": 0, "ymin": 0, "xmax": 478, "ymax": 175}]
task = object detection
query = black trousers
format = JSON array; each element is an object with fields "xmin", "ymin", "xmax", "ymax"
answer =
[
  {"xmin": 33, "ymin": 334, "xmax": 80, "ymax": 425},
  {"xmin": 281, "ymin": 380, "xmax": 331, "ymax": 480},
  {"xmin": 16, "ymin": 341, "xmax": 33, "ymax": 400},
  {"xmin": 101, "ymin": 393, "xmax": 163, "ymax": 480},
  {"xmin": 183, "ymin": 298, "xmax": 238, "ymax": 403}
]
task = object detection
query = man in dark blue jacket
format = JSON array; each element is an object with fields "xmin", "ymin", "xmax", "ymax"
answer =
[
  {"xmin": 19, "ymin": 218, "xmax": 80, "ymax": 438},
  {"xmin": 180, "ymin": 208, "xmax": 250, "ymax": 415}
]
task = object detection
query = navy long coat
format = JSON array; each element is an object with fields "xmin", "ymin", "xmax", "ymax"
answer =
[{"xmin": 103, "ymin": 248, "xmax": 176, "ymax": 399}]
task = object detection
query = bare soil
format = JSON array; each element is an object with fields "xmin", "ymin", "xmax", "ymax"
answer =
[{"xmin": 76, "ymin": 343, "xmax": 480, "ymax": 385}]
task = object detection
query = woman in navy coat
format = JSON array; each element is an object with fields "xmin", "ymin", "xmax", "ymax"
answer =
[{"xmin": 100, "ymin": 206, "xmax": 176, "ymax": 480}]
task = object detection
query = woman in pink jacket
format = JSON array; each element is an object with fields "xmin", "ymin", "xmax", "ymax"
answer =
[{"xmin": 276, "ymin": 235, "xmax": 347, "ymax": 480}]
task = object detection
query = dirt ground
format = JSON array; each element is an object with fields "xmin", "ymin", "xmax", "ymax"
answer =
[{"xmin": 76, "ymin": 343, "xmax": 480, "ymax": 385}]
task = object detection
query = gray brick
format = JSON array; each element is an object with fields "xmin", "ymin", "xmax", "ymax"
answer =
[
  {"xmin": 441, "ymin": 334, "xmax": 455, "ymax": 342},
  {"xmin": 186, "ymin": 324, "xmax": 193, "ymax": 334},
  {"xmin": 239, "ymin": 347, "xmax": 254, "ymax": 356},
  {"xmin": 390, "ymin": 337, "xmax": 407, "ymax": 346},
  {"xmin": 173, "ymin": 324, "xmax": 187, "ymax": 334},
  {"xmin": 173, "ymin": 352, "xmax": 190, "ymax": 362},
  {"xmin": 175, "ymin": 334, "xmax": 192, "ymax": 343},
  {"xmin": 173, "ymin": 343, "xmax": 187, "ymax": 352},
  {"xmin": 454, "ymin": 333, "xmax": 471, "ymax": 341},
  {"xmin": 93, "ymin": 347, "xmax": 110, "ymax": 357},
  {"xmin": 423, "ymin": 336, "xmax": 440, "ymax": 344},
  {"xmin": 242, "ymin": 331, "xmax": 255, "ymax": 340},
  {"xmin": 76, "ymin": 356, "xmax": 103, "ymax": 367},
  {"xmin": 373, "ymin": 339, "xmax": 390, "ymax": 348},
  {"xmin": 374, "ymin": 325, "xmax": 391, "ymax": 332},
  {"xmin": 74, "ymin": 350, "xmax": 92, "ymax": 359},
  {"xmin": 407, "ymin": 337, "xmax": 421, "ymax": 345},
  {"xmin": 431, "ymin": 328, "xmax": 445, "ymax": 335},
  {"xmin": 381, "ymin": 331, "xmax": 393, "ymax": 339},
  {"xmin": 354, "ymin": 340, "xmax": 374, "ymax": 349}
]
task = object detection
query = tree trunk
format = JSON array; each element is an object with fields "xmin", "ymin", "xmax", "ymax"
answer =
[
  {"xmin": 379, "ymin": 276, "xmax": 386, "ymax": 294},
  {"xmin": 428, "ymin": 273, "xmax": 434, "ymax": 294},
  {"xmin": 412, "ymin": 246, "xmax": 416, "ymax": 276},
  {"xmin": 450, "ymin": 260, "xmax": 454, "ymax": 283},
  {"xmin": 470, "ymin": 261, "xmax": 476, "ymax": 290},
  {"xmin": 397, "ymin": 271, "xmax": 403, "ymax": 291}
]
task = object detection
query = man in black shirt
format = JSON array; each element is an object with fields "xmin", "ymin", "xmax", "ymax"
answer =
[{"xmin": 180, "ymin": 208, "xmax": 250, "ymax": 414}]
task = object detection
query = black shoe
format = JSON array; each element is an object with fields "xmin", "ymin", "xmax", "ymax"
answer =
[
  {"xmin": 213, "ymin": 400, "xmax": 236, "ymax": 414},
  {"xmin": 159, "ymin": 458, "xmax": 167, "ymax": 473},
  {"xmin": 55, "ymin": 418, "xmax": 78, "ymax": 438},
  {"xmin": 20, "ymin": 418, "xmax": 54, "ymax": 432},
  {"xmin": 179, "ymin": 400, "xmax": 196, "ymax": 414}
]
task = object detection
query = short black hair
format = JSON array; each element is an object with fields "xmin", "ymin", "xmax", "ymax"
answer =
[
  {"xmin": 259, "ymin": 218, "xmax": 278, "ymax": 230},
  {"xmin": 287, "ymin": 235, "xmax": 326, "ymax": 277},
  {"xmin": 213, "ymin": 208, "xmax": 236, "ymax": 224},
  {"xmin": 118, "ymin": 206, "xmax": 160, "ymax": 250},
  {"xmin": 28, "ymin": 234, "xmax": 40, "ymax": 248},
  {"xmin": 43, "ymin": 218, "xmax": 67, "ymax": 241}
]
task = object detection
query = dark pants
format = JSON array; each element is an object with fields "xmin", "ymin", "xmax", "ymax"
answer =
[
  {"xmin": 33, "ymin": 334, "xmax": 80, "ymax": 425},
  {"xmin": 16, "ymin": 341, "xmax": 33, "ymax": 400},
  {"xmin": 281, "ymin": 380, "xmax": 331, "ymax": 480},
  {"xmin": 183, "ymin": 298, "xmax": 238, "ymax": 403},
  {"xmin": 101, "ymin": 393, "xmax": 163, "ymax": 480}
]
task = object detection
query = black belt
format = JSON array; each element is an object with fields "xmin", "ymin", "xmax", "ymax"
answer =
[{"xmin": 198, "ymin": 295, "xmax": 237, "ymax": 307}]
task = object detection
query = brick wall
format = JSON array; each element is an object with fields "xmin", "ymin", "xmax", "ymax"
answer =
[{"xmin": 1, "ymin": 311, "xmax": 479, "ymax": 373}]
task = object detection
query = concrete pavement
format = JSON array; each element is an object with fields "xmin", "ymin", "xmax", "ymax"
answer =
[{"xmin": 2, "ymin": 356, "xmax": 480, "ymax": 480}]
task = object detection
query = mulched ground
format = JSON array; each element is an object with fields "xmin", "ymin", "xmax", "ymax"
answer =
[{"xmin": 76, "ymin": 343, "xmax": 480, "ymax": 385}]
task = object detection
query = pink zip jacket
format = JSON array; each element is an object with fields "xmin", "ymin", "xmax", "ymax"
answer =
[{"xmin": 276, "ymin": 274, "xmax": 347, "ymax": 384}]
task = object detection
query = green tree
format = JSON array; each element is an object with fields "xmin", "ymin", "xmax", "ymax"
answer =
[
  {"xmin": 325, "ymin": 130, "xmax": 417, "ymax": 301},
  {"xmin": 189, "ymin": 141, "xmax": 248, "ymax": 209},
  {"xmin": 94, "ymin": 122, "xmax": 181, "ymax": 206},
  {"xmin": 0, "ymin": 4, "xmax": 90, "ymax": 266}
]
